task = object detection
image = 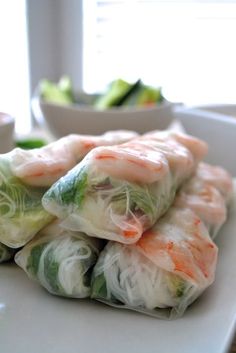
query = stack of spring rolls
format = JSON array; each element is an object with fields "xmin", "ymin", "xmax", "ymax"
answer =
[
  {"xmin": 1, "ymin": 127, "xmax": 233, "ymax": 319},
  {"xmin": 0, "ymin": 131, "xmax": 137, "ymax": 248},
  {"xmin": 0, "ymin": 130, "xmax": 138, "ymax": 256}
]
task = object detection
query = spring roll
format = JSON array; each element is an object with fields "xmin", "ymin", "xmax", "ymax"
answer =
[
  {"xmin": 91, "ymin": 208, "xmax": 218, "ymax": 319},
  {"xmin": 174, "ymin": 163, "xmax": 233, "ymax": 238},
  {"xmin": 10, "ymin": 130, "xmax": 138, "ymax": 187},
  {"xmin": 91, "ymin": 162, "xmax": 232, "ymax": 318},
  {"xmin": 0, "ymin": 130, "xmax": 137, "ymax": 248},
  {"xmin": 194, "ymin": 162, "xmax": 233, "ymax": 202},
  {"xmin": 43, "ymin": 130, "xmax": 208, "ymax": 244},
  {"xmin": 15, "ymin": 220, "xmax": 104, "ymax": 298},
  {"xmin": 0, "ymin": 158, "xmax": 54, "ymax": 248}
]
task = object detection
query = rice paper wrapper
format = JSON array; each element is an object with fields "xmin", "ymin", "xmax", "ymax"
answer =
[
  {"xmin": 0, "ymin": 131, "xmax": 138, "ymax": 248},
  {"xmin": 91, "ymin": 208, "xmax": 218, "ymax": 319},
  {"xmin": 174, "ymin": 163, "xmax": 233, "ymax": 239},
  {"xmin": 0, "ymin": 155, "xmax": 53, "ymax": 248},
  {"xmin": 10, "ymin": 130, "xmax": 139, "ymax": 188},
  {"xmin": 43, "ymin": 131, "xmax": 208, "ymax": 244},
  {"xmin": 15, "ymin": 220, "xmax": 105, "ymax": 298}
]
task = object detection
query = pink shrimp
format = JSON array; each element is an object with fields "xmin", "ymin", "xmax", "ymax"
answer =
[
  {"xmin": 144, "ymin": 130, "xmax": 208, "ymax": 163},
  {"xmin": 196, "ymin": 162, "xmax": 233, "ymax": 201},
  {"xmin": 136, "ymin": 208, "xmax": 218, "ymax": 287},
  {"xmin": 92, "ymin": 144, "xmax": 169, "ymax": 184},
  {"xmin": 174, "ymin": 162, "xmax": 233, "ymax": 232},
  {"xmin": 175, "ymin": 179, "xmax": 227, "ymax": 227},
  {"xmin": 92, "ymin": 131, "xmax": 205, "ymax": 184},
  {"xmin": 9, "ymin": 130, "xmax": 138, "ymax": 187}
]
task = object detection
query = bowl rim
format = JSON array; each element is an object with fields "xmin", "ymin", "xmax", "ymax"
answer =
[
  {"xmin": 0, "ymin": 112, "xmax": 15, "ymax": 126},
  {"xmin": 32, "ymin": 85, "xmax": 173, "ymax": 114}
]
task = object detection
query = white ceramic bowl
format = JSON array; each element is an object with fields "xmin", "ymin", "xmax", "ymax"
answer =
[
  {"xmin": 32, "ymin": 95, "xmax": 174, "ymax": 137},
  {"xmin": 0, "ymin": 112, "xmax": 15, "ymax": 153}
]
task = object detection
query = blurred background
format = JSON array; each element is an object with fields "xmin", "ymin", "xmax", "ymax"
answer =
[{"xmin": 1, "ymin": 0, "xmax": 236, "ymax": 134}]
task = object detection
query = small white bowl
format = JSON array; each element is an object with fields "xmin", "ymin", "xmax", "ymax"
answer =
[
  {"xmin": 32, "ymin": 95, "xmax": 175, "ymax": 137},
  {"xmin": 0, "ymin": 112, "xmax": 15, "ymax": 153}
]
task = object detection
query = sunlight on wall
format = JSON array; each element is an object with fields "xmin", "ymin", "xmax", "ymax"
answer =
[
  {"xmin": 0, "ymin": 0, "xmax": 31, "ymax": 134},
  {"xmin": 83, "ymin": 1, "xmax": 236, "ymax": 105}
]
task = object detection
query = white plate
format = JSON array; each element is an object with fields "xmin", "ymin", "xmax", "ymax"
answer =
[
  {"xmin": 1, "ymin": 110, "xmax": 236, "ymax": 353},
  {"xmin": 191, "ymin": 104, "xmax": 236, "ymax": 118}
]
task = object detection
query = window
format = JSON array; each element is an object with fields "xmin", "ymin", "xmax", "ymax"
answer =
[
  {"xmin": 0, "ymin": 0, "xmax": 30, "ymax": 134},
  {"xmin": 83, "ymin": 0, "xmax": 236, "ymax": 105}
]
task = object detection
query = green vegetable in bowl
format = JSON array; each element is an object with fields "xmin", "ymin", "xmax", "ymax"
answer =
[
  {"xmin": 40, "ymin": 75, "xmax": 75, "ymax": 105},
  {"xmin": 123, "ymin": 84, "xmax": 164, "ymax": 107},
  {"xmin": 94, "ymin": 79, "xmax": 164, "ymax": 109},
  {"xmin": 38, "ymin": 74, "xmax": 165, "ymax": 110},
  {"xmin": 94, "ymin": 79, "xmax": 141, "ymax": 109}
]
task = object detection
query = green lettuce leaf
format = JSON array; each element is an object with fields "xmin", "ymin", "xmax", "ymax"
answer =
[{"xmin": 0, "ymin": 158, "xmax": 54, "ymax": 248}]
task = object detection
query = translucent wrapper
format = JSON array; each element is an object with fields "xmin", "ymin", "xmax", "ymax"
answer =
[
  {"xmin": 43, "ymin": 131, "xmax": 208, "ymax": 244},
  {"xmin": 194, "ymin": 162, "xmax": 233, "ymax": 203},
  {"xmin": 174, "ymin": 163, "xmax": 233, "ymax": 238},
  {"xmin": 10, "ymin": 130, "xmax": 139, "ymax": 187},
  {"xmin": 15, "ymin": 220, "xmax": 104, "ymax": 298},
  {"xmin": 0, "ymin": 130, "xmax": 137, "ymax": 248},
  {"xmin": 91, "ymin": 208, "xmax": 218, "ymax": 319},
  {"xmin": 0, "ymin": 242, "xmax": 16, "ymax": 263},
  {"xmin": 0, "ymin": 157, "xmax": 53, "ymax": 248}
]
